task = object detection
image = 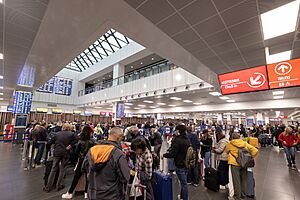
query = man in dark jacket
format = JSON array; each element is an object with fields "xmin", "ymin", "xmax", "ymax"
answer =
[
  {"xmin": 186, "ymin": 126, "xmax": 200, "ymax": 186},
  {"xmin": 164, "ymin": 125, "xmax": 190, "ymax": 200},
  {"xmin": 149, "ymin": 125, "xmax": 163, "ymax": 156},
  {"xmin": 33, "ymin": 123, "xmax": 48, "ymax": 165},
  {"xmin": 44, "ymin": 123, "xmax": 76, "ymax": 192},
  {"xmin": 83, "ymin": 127, "xmax": 130, "ymax": 200}
]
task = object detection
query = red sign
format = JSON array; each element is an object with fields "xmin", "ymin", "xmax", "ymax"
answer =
[
  {"xmin": 277, "ymin": 116, "xmax": 287, "ymax": 119},
  {"xmin": 267, "ymin": 58, "xmax": 300, "ymax": 89},
  {"xmin": 100, "ymin": 112, "xmax": 106, "ymax": 116},
  {"xmin": 219, "ymin": 66, "xmax": 269, "ymax": 95}
]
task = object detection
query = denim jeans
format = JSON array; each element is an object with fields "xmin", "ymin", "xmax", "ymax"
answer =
[
  {"xmin": 34, "ymin": 143, "xmax": 45, "ymax": 165},
  {"xmin": 204, "ymin": 151, "xmax": 211, "ymax": 168},
  {"xmin": 187, "ymin": 159, "xmax": 199, "ymax": 184},
  {"xmin": 176, "ymin": 168, "xmax": 188, "ymax": 200},
  {"xmin": 283, "ymin": 146, "xmax": 296, "ymax": 166}
]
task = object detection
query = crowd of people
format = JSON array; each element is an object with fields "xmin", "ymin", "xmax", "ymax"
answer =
[{"xmin": 23, "ymin": 120, "xmax": 300, "ymax": 200}]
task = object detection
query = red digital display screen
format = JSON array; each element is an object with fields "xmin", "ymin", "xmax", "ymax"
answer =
[
  {"xmin": 267, "ymin": 57, "xmax": 300, "ymax": 89},
  {"xmin": 218, "ymin": 65, "xmax": 269, "ymax": 95}
]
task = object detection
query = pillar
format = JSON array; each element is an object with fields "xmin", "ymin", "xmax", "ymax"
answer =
[{"xmin": 113, "ymin": 63, "xmax": 125, "ymax": 86}]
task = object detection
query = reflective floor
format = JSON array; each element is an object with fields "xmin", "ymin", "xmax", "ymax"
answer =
[{"xmin": 0, "ymin": 142, "xmax": 299, "ymax": 200}]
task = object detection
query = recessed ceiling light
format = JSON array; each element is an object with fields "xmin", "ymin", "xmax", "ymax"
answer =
[
  {"xmin": 134, "ymin": 107, "xmax": 140, "ymax": 110},
  {"xmin": 273, "ymin": 91, "xmax": 284, "ymax": 95},
  {"xmin": 266, "ymin": 49, "xmax": 291, "ymax": 64},
  {"xmin": 131, "ymin": 66, "xmax": 134, "ymax": 68},
  {"xmin": 209, "ymin": 92, "xmax": 222, "ymax": 96},
  {"xmin": 121, "ymin": 89, "xmax": 123, "ymax": 93},
  {"xmin": 168, "ymin": 105, "xmax": 176, "ymax": 107},
  {"xmin": 183, "ymin": 100, "xmax": 193, "ymax": 103},
  {"xmin": 0, "ymin": 75, "xmax": 3, "ymax": 79},
  {"xmin": 0, "ymin": 86, "xmax": 3, "ymax": 89},
  {"xmin": 0, "ymin": 98, "xmax": 3, "ymax": 101},
  {"xmin": 170, "ymin": 97, "xmax": 182, "ymax": 100},
  {"xmin": 151, "ymin": 57, "xmax": 154, "ymax": 60},
  {"xmin": 0, "ymin": 93, "xmax": 3, "ymax": 95},
  {"xmin": 0, "ymin": 53, "xmax": 3, "ymax": 59},
  {"xmin": 261, "ymin": 1, "xmax": 300, "ymax": 40},
  {"xmin": 149, "ymin": 106, "xmax": 156, "ymax": 109},
  {"xmin": 104, "ymin": 93, "xmax": 107, "ymax": 97},
  {"xmin": 219, "ymin": 96, "xmax": 230, "ymax": 100},
  {"xmin": 125, "ymin": 106, "xmax": 130, "ymax": 109},
  {"xmin": 103, "ymin": 77, "xmax": 106, "ymax": 79},
  {"xmin": 95, "ymin": 106, "xmax": 102, "ymax": 109},
  {"xmin": 138, "ymin": 104, "xmax": 146, "ymax": 107},
  {"xmin": 157, "ymin": 103, "xmax": 166, "ymax": 105},
  {"xmin": 193, "ymin": 103, "xmax": 202, "ymax": 105},
  {"xmin": 143, "ymin": 84, "xmax": 147, "ymax": 88},
  {"xmin": 140, "ymin": 62, "xmax": 143, "ymax": 65},
  {"xmin": 226, "ymin": 100, "xmax": 236, "ymax": 103},
  {"xmin": 143, "ymin": 100, "xmax": 153, "ymax": 103},
  {"xmin": 98, "ymin": 79, "xmax": 100, "ymax": 82},
  {"xmin": 175, "ymin": 74, "xmax": 181, "ymax": 81},
  {"xmin": 273, "ymin": 96, "xmax": 284, "ymax": 99},
  {"xmin": 109, "ymin": 75, "xmax": 111, "ymax": 77},
  {"xmin": 93, "ymin": 81, "xmax": 96, "ymax": 83},
  {"xmin": 125, "ymin": 102, "xmax": 133, "ymax": 105}
]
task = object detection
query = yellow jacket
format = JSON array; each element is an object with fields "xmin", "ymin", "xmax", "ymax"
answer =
[{"xmin": 226, "ymin": 139, "xmax": 258, "ymax": 166}]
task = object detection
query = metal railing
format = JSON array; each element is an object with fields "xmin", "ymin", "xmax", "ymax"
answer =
[{"xmin": 78, "ymin": 60, "xmax": 177, "ymax": 96}]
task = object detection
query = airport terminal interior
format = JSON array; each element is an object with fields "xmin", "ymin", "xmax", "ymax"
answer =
[{"xmin": 2, "ymin": 0, "xmax": 300, "ymax": 200}]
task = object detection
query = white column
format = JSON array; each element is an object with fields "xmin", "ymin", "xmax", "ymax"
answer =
[
  {"xmin": 113, "ymin": 63, "xmax": 125, "ymax": 86},
  {"xmin": 112, "ymin": 102, "xmax": 117, "ymax": 123}
]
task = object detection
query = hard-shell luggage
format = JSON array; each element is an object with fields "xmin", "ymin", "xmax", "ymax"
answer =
[
  {"xmin": 246, "ymin": 168, "xmax": 255, "ymax": 198},
  {"xmin": 152, "ymin": 171, "xmax": 172, "ymax": 200},
  {"xmin": 204, "ymin": 167, "xmax": 219, "ymax": 192}
]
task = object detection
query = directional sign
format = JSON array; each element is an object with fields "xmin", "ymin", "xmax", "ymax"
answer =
[
  {"xmin": 267, "ymin": 58, "xmax": 300, "ymax": 89},
  {"xmin": 218, "ymin": 66, "xmax": 269, "ymax": 95}
]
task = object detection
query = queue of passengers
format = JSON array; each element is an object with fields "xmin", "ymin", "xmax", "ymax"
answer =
[{"xmin": 25, "ymin": 120, "xmax": 299, "ymax": 200}]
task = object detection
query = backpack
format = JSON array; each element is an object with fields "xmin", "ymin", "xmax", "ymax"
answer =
[
  {"xmin": 185, "ymin": 145, "xmax": 196, "ymax": 169},
  {"xmin": 231, "ymin": 144, "xmax": 255, "ymax": 168}
]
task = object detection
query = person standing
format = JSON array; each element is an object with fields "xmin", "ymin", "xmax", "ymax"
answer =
[
  {"xmin": 213, "ymin": 130, "xmax": 229, "ymax": 189},
  {"xmin": 163, "ymin": 125, "xmax": 190, "ymax": 200},
  {"xmin": 201, "ymin": 129, "xmax": 213, "ymax": 168},
  {"xmin": 226, "ymin": 133, "xmax": 258, "ymax": 200},
  {"xmin": 149, "ymin": 125, "xmax": 163, "ymax": 156},
  {"xmin": 186, "ymin": 126, "xmax": 200, "ymax": 187},
  {"xmin": 33, "ymin": 123, "xmax": 48, "ymax": 165},
  {"xmin": 82, "ymin": 127, "xmax": 130, "ymax": 200},
  {"xmin": 44, "ymin": 123, "xmax": 76, "ymax": 192},
  {"xmin": 278, "ymin": 127, "xmax": 299, "ymax": 169},
  {"xmin": 62, "ymin": 125, "xmax": 94, "ymax": 199}
]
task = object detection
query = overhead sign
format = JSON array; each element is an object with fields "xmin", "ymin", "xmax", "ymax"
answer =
[
  {"xmin": 13, "ymin": 91, "xmax": 33, "ymax": 114},
  {"xmin": 267, "ymin": 58, "xmax": 300, "ymax": 89},
  {"xmin": 218, "ymin": 66, "xmax": 269, "ymax": 95}
]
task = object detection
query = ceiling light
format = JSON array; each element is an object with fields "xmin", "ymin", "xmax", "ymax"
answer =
[
  {"xmin": 273, "ymin": 91, "xmax": 284, "ymax": 95},
  {"xmin": 261, "ymin": 1, "xmax": 300, "ymax": 40},
  {"xmin": 193, "ymin": 103, "xmax": 202, "ymax": 105},
  {"xmin": 170, "ymin": 97, "xmax": 182, "ymax": 100},
  {"xmin": 0, "ymin": 53, "xmax": 3, "ymax": 59},
  {"xmin": 168, "ymin": 105, "xmax": 176, "ymax": 107},
  {"xmin": 131, "ymin": 66, "xmax": 134, "ymax": 68},
  {"xmin": 149, "ymin": 106, "xmax": 156, "ymax": 109},
  {"xmin": 175, "ymin": 74, "xmax": 182, "ymax": 81},
  {"xmin": 151, "ymin": 57, "xmax": 154, "ymax": 60},
  {"xmin": 121, "ymin": 89, "xmax": 123, "ymax": 93},
  {"xmin": 0, "ymin": 86, "xmax": 3, "ymax": 89},
  {"xmin": 157, "ymin": 103, "xmax": 166, "ymax": 105},
  {"xmin": 104, "ymin": 93, "xmax": 107, "ymax": 97},
  {"xmin": 103, "ymin": 77, "xmax": 106, "ymax": 79},
  {"xmin": 125, "ymin": 102, "xmax": 133, "ymax": 105},
  {"xmin": 138, "ymin": 105, "xmax": 146, "ymax": 107},
  {"xmin": 95, "ymin": 107, "xmax": 102, "ymax": 109},
  {"xmin": 93, "ymin": 81, "xmax": 96, "ymax": 83},
  {"xmin": 219, "ymin": 96, "xmax": 230, "ymax": 100},
  {"xmin": 226, "ymin": 100, "xmax": 236, "ymax": 103},
  {"xmin": 0, "ymin": 93, "xmax": 3, "ymax": 95},
  {"xmin": 0, "ymin": 98, "xmax": 3, "ymax": 101},
  {"xmin": 140, "ymin": 62, "xmax": 143, "ymax": 65},
  {"xmin": 0, "ymin": 75, "xmax": 3, "ymax": 79},
  {"xmin": 134, "ymin": 107, "xmax": 140, "ymax": 110},
  {"xmin": 125, "ymin": 106, "xmax": 130, "ymax": 109},
  {"xmin": 109, "ymin": 75, "xmax": 111, "ymax": 77},
  {"xmin": 266, "ymin": 48, "xmax": 291, "ymax": 64},
  {"xmin": 209, "ymin": 92, "xmax": 222, "ymax": 96},
  {"xmin": 98, "ymin": 79, "xmax": 100, "ymax": 82},
  {"xmin": 143, "ymin": 84, "xmax": 147, "ymax": 88},
  {"xmin": 273, "ymin": 96, "xmax": 284, "ymax": 99},
  {"xmin": 143, "ymin": 100, "xmax": 153, "ymax": 103},
  {"xmin": 183, "ymin": 100, "xmax": 193, "ymax": 103}
]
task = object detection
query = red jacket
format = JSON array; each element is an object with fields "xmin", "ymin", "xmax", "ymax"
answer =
[{"xmin": 278, "ymin": 132, "xmax": 299, "ymax": 147}]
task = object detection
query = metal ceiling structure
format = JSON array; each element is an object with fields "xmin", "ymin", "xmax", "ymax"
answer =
[{"xmin": 64, "ymin": 29, "xmax": 131, "ymax": 72}]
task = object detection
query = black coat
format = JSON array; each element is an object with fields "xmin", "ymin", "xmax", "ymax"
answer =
[{"xmin": 47, "ymin": 131, "xmax": 76, "ymax": 158}]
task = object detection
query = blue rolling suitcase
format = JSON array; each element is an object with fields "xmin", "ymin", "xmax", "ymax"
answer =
[{"xmin": 152, "ymin": 171, "xmax": 172, "ymax": 200}]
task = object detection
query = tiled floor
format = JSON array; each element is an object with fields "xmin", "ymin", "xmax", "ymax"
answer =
[{"xmin": 0, "ymin": 142, "xmax": 299, "ymax": 200}]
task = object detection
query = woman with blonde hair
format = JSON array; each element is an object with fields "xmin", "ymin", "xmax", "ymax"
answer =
[{"xmin": 278, "ymin": 126, "xmax": 299, "ymax": 169}]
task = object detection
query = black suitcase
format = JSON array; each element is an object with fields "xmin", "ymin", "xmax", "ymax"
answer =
[{"xmin": 204, "ymin": 167, "xmax": 219, "ymax": 192}]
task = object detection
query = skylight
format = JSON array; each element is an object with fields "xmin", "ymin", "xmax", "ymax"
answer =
[
  {"xmin": 65, "ymin": 29, "xmax": 131, "ymax": 72},
  {"xmin": 261, "ymin": 1, "xmax": 300, "ymax": 40}
]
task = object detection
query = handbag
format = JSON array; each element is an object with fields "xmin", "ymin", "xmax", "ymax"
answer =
[{"xmin": 130, "ymin": 173, "xmax": 142, "ymax": 197}]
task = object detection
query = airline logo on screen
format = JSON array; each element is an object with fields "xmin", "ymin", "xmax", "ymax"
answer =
[
  {"xmin": 267, "ymin": 58, "xmax": 300, "ymax": 89},
  {"xmin": 219, "ymin": 66, "xmax": 269, "ymax": 95}
]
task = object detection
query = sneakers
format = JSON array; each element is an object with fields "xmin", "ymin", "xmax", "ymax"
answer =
[
  {"xmin": 84, "ymin": 193, "xmax": 88, "ymax": 199},
  {"xmin": 177, "ymin": 195, "xmax": 183, "ymax": 200},
  {"xmin": 187, "ymin": 182, "xmax": 192, "ymax": 185},
  {"xmin": 220, "ymin": 185, "xmax": 226, "ymax": 190},
  {"xmin": 62, "ymin": 192, "xmax": 73, "ymax": 199},
  {"xmin": 193, "ymin": 183, "xmax": 199, "ymax": 187},
  {"xmin": 292, "ymin": 164, "xmax": 298, "ymax": 170}
]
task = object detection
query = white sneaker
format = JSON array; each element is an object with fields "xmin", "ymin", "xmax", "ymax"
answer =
[
  {"xmin": 177, "ymin": 195, "xmax": 183, "ymax": 200},
  {"xmin": 62, "ymin": 192, "xmax": 73, "ymax": 199},
  {"xmin": 220, "ymin": 185, "xmax": 226, "ymax": 190},
  {"xmin": 84, "ymin": 193, "xmax": 88, "ymax": 199}
]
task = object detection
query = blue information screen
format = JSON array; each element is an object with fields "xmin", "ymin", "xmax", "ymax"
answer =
[
  {"xmin": 13, "ymin": 91, "xmax": 33, "ymax": 114},
  {"xmin": 116, "ymin": 102, "xmax": 125, "ymax": 118},
  {"xmin": 37, "ymin": 76, "xmax": 72, "ymax": 96}
]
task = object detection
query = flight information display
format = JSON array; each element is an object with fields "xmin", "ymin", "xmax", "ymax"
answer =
[
  {"xmin": 13, "ymin": 91, "xmax": 33, "ymax": 114},
  {"xmin": 37, "ymin": 76, "xmax": 72, "ymax": 96}
]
